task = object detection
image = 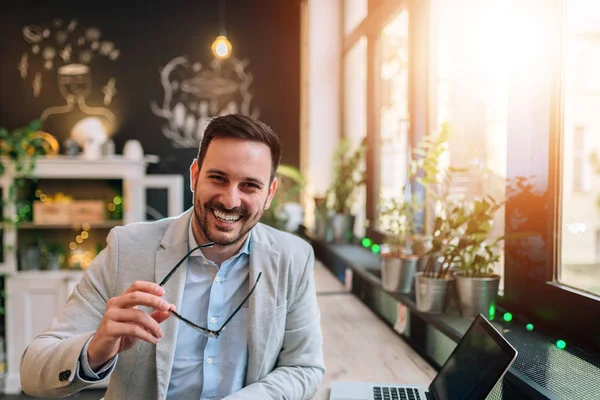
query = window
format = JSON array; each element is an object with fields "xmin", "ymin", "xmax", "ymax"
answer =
[
  {"xmin": 344, "ymin": 37, "xmax": 367, "ymax": 237},
  {"xmin": 341, "ymin": 0, "xmax": 412, "ymax": 238},
  {"xmin": 343, "ymin": 0, "xmax": 368, "ymax": 35},
  {"xmin": 570, "ymin": 126, "xmax": 590, "ymax": 193},
  {"xmin": 559, "ymin": 0, "xmax": 600, "ymax": 297},
  {"xmin": 378, "ymin": 11, "xmax": 410, "ymax": 209},
  {"xmin": 502, "ymin": 0, "xmax": 600, "ymax": 352},
  {"xmin": 430, "ymin": 0, "xmax": 508, "ymax": 289},
  {"xmin": 596, "ymin": 229, "xmax": 600, "ymax": 264},
  {"xmin": 339, "ymin": 0, "xmax": 600, "ymax": 352}
]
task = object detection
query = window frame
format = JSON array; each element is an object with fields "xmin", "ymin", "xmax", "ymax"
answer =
[
  {"xmin": 342, "ymin": 0, "xmax": 600, "ymax": 354},
  {"xmin": 342, "ymin": 0, "xmax": 428, "ymax": 238},
  {"xmin": 501, "ymin": 0, "xmax": 600, "ymax": 353}
]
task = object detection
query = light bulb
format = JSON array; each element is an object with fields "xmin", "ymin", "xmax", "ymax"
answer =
[{"xmin": 211, "ymin": 35, "xmax": 232, "ymax": 59}]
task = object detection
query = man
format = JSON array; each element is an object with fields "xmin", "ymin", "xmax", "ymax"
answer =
[{"xmin": 20, "ymin": 114, "xmax": 325, "ymax": 399}]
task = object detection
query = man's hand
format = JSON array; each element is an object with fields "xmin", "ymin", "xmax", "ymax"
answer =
[{"xmin": 87, "ymin": 281, "xmax": 174, "ymax": 370}]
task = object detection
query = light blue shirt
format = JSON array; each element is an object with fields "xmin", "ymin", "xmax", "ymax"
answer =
[
  {"xmin": 78, "ymin": 221, "xmax": 251, "ymax": 400},
  {"xmin": 166, "ymin": 221, "xmax": 251, "ymax": 399}
]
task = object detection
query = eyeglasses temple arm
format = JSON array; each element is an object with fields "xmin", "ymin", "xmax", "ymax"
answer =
[
  {"xmin": 217, "ymin": 272, "xmax": 262, "ymax": 334},
  {"xmin": 158, "ymin": 242, "xmax": 214, "ymax": 286},
  {"xmin": 169, "ymin": 308, "xmax": 214, "ymax": 335}
]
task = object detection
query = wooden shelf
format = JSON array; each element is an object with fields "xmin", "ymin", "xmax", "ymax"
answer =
[{"xmin": 16, "ymin": 220, "xmax": 123, "ymax": 230}]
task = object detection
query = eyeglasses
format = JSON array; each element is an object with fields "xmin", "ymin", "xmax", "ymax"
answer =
[{"xmin": 159, "ymin": 241, "xmax": 262, "ymax": 338}]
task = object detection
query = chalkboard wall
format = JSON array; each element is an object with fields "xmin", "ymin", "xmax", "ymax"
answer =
[{"xmin": 0, "ymin": 0, "xmax": 301, "ymax": 211}]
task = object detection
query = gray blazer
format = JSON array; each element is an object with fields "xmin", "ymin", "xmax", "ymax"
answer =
[{"xmin": 20, "ymin": 209, "xmax": 325, "ymax": 399}]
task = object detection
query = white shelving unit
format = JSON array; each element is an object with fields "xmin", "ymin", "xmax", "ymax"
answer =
[{"xmin": 0, "ymin": 155, "xmax": 184, "ymax": 394}]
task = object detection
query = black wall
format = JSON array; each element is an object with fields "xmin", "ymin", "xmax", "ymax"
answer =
[{"xmin": 0, "ymin": 0, "xmax": 301, "ymax": 210}]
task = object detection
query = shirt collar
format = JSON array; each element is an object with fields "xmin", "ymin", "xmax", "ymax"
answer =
[{"xmin": 188, "ymin": 217, "xmax": 252, "ymax": 259}]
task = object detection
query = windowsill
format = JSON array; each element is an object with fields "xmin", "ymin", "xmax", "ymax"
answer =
[{"xmin": 307, "ymin": 236, "xmax": 600, "ymax": 400}]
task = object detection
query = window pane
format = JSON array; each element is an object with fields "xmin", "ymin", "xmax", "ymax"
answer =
[
  {"xmin": 344, "ymin": 0, "xmax": 368, "ymax": 35},
  {"xmin": 559, "ymin": 0, "xmax": 600, "ymax": 296},
  {"xmin": 431, "ymin": 0, "xmax": 508, "ymax": 289},
  {"xmin": 344, "ymin": 37, "xmax": 367, "ymax": 237},
  {"xmin": 379, "ymin": 10, "xmax": 410, "ymax": 212}
]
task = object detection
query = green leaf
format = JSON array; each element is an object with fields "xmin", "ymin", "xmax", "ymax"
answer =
[{"xmin": 276, "ymin": 164, "xmax": 304, "ymax": 185}]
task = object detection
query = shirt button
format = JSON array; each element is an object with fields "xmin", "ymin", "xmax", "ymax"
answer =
[
  {"xmin": 207, "ymin": 358, "xmax": 213, "ymax": 364},
  {"xmin": 215, "ymin": 277, "xmax": 221, "ymax": 283},
  {"xmin": 203, "ymin": 260, "xmax": 209, "ymax": 265},
  {"xmin": 210, "ymin": 317, "xmax": 216, "ymax": 323}
]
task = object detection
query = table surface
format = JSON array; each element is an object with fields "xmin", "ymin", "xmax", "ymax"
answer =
[{"xmin": 311, "ymin": 262, "xmax": 437, "ymax": 399}]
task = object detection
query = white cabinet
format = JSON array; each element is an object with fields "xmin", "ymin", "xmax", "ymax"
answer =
[
  {"xmin": 0, "ymin": 156, "xmax": 184, "ymax": 394},
  {"xmin": 4, "ymin": 271, "xmax": 83, "ymax": 393}
]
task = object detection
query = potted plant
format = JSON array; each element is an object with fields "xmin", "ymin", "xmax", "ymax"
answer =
[
  {"xmin": 260, "ymin": 164, "xmax": 305, "ymax": 233},
  {"xmin": 327, "ymin": 137, "xmax": 366, "ymax": 243},
  {"xmin": 0, "ymin": 119, "xmax": 56, "ymax": 226},
  {"xmin": 312, "ymin": 194, "xmax": 332, "ymax": 241},
  {"xmin": 41, "ymin": 242, "xmax": 66, "ymax": 271},
  {"xmin": 379, "ymin": 194, "xmax": 419, "ymax": 293},
  {"xmin": 451, "ymin": 196, "xmax": 508, "ymax": 318},
  {"xmin": 412, "ymin": 124, "xmax": 461, "ymax": 314},
  {"xmin": 417, "ymin": 198, "xmax": 471, "ymax": 314}
]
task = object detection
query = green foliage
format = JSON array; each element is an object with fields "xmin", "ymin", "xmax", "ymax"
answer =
[
  {"xmin": 379, "ymin": 195, "xmax": 415, "ymax": 252},
  {"xmin": 413, "ymin": 123, "xmax": 470, "ymax": 208},
  {"xmin": 424, "ymin": 194, "xmax": 532, "ymax": 278},
  {"xmin": 426, "ymin": 196, "xmax": 505, "ymax": 278},
  {"xmin": 379, "ymin": 124, "xmax": 451, "ymax": 250},
  {"xmin": 328, "ymin": 138, "xmax": 366, "ymax": 214},
  {"xmin": 0, "ymin": 119, "xmax": 47, "ymax": 228},
  {"xmin": 260, "ymin": 164, "xmax": 305, "ymax": 231},
  {"xmin": 0, "ymin": 119, "xmax": 46, "ymax": 177},
  {"xmin": 412, "ymin": 122, "xmax": 451, "ymax": 194}
]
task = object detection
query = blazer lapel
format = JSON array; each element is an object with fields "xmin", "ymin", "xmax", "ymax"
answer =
[
  {"xmin": 153, "ymin": 210, "xmax": 193, "ymax": 400},
  {"xmin": 246, "ymin": 227, "xmax": 281, "ymax": 384}
]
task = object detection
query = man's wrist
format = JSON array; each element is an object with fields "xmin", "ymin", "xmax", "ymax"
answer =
[
  {"xmin": 79, "ymin": 335, "xmax": 117, "ymax": 381},
  {"xmin": 87, "ymin": 340, "xmax": 105, "ymax": 371}
]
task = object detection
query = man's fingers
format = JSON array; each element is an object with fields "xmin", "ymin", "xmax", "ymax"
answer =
[
  {"xmin": 123, "ymin": 281, "xmax": 166, "ymax": 297},
  {"xmin": 109, "ymin": 291, "xmax": 170, "ymax": 312},
  {"xmin": 150, "ymin": 304, "xmax": 176, "ymax": 324},
  {"xmin": 106, "ymin": 308, "xmax": 164, "ymax": 339},
  {"xmin": 104, "ymin": 320, "xmax": 160, "ymax": 344},
  {"xmin": 150, "ymin": 310, "xmax": 171, "ymax": 325}
]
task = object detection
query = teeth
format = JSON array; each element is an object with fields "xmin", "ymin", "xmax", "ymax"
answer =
[{"xmin": 213, "ymin": 209, "xmax": 241, "ymax": 222}]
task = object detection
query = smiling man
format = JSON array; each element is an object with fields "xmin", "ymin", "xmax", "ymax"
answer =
[{"xmin": 20, "ymin": 114, "xmax": 325, "ymax": 400}]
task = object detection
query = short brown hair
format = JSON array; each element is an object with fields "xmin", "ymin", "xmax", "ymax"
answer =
[{"xmin": 197, "ymin": 114, "xmax": 282, "ymax": 181}]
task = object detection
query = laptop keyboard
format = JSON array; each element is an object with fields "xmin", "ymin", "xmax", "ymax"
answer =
[{"xmin": 372, "ymin": 386, "xmax": 421, "ymax": 400}]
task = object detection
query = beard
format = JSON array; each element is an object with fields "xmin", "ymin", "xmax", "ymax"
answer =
[{"xmin": 193, "ymin": 197, "xmax": 267, "ymax": 247}]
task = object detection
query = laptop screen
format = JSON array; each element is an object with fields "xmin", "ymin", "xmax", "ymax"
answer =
[{"xmin": 429, "ymin": 315, "xmax": 517, "ymax": 400}]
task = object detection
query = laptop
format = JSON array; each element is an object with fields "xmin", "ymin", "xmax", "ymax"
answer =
[{"xmin": 329, "ymin": 314, "xmax": 518, "ymax": 400}]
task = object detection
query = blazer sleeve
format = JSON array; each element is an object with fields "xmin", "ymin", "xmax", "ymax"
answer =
[
  {"xmin": 223, "ymin": 247, "xmax": 326, "ymax": 400},
  {"xmin": 19, "ymin": 227, "xmax": 121, "ymax": 397}
]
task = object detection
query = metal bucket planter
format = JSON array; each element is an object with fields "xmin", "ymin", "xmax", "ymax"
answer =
[
  {"xmin": 455, "ymin": 274, "xmax": 500, "ymax": 318},
  {"xmin": 332, "ymin": 213, "xmax": 355, "ymax": 243},
  {"xmin": 415, "ymin": 272, "xmax": 454, "ymax": 314},
  {"xmin": 381, "ymin": 254, "xmax": 419, "ymax": 293},
  {"xmin": 314, "ymin": 210, "xmax": 333, "ymax": 241}
]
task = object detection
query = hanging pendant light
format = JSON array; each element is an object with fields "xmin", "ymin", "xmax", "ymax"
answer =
[{"xmin": 211, "ymin": 0, "xmax": 232, "ymax": 59}]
